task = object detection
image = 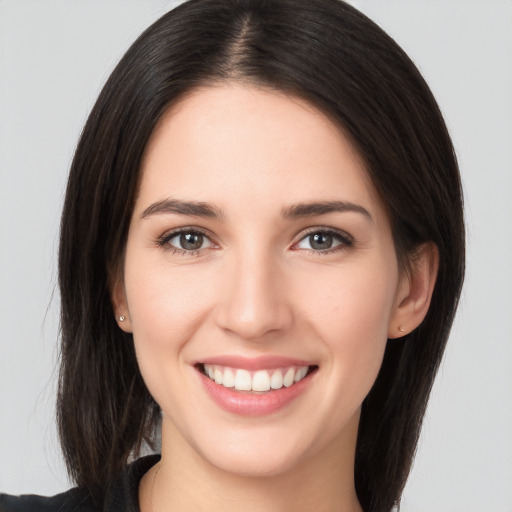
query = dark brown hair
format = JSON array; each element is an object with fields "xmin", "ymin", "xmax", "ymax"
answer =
[{"xmin": 57, "ymin": 1, "xmax": 465, "ymax": 510}]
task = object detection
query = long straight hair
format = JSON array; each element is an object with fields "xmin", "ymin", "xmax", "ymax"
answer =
[{"xmin": 57, "ymin": 1, "xmax": 465, "ymax": 510}]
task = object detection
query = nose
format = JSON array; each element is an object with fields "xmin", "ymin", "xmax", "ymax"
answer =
[{"xmin": 214, "ymin": 248, "xmax": 293, "ymax": 341}]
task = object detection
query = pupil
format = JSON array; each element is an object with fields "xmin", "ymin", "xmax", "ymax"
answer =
[
  {"xmin": 310, "ymin": 232, "xmax": 332, "ymax": 250},
  {"xmin": 180, "ymin": 233, "xmax": 203, "ymax": 250}
]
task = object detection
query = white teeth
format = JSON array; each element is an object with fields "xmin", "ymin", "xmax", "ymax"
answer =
[
  {"xmin": 223, "ymin": 368, "xmax": 235, "ymax": 388},
  {"xmin": 295, "ymin": 366, "xmax": 308, "ymax": 382},
  {"xmin": 283, "ymin": 368, "xmax": 295, "ymax": 387},
  {"xmin": 252, "ymin": 370, "xmax": 271, "ymax": 392},
  {"xmin": 234, "ymin": 369, "xmax": 252, "ymax": 391},
  {"xmin": 214, "ymin": 368, "xmax": 223, "ymax": 385},
  {"xmin": 270, "ymin": 370, "xmax": 283, "ymax": 389},
  {"xmin": 203, "ymin": 364, "xmax": 310, "ymax": 392}
]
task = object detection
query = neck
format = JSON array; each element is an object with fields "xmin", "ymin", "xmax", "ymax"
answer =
[{"xmin": 142, "ymin": 414, "xmax": 363, "ymax": 512}]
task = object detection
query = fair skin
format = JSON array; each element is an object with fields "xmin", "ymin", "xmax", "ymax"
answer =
[{"xmin": 113, "ymin": 83, "xmax": 437, "ymax": 512}]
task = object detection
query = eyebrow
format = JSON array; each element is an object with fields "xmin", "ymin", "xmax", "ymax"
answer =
[
  {"xmin": 140, "ymin": 198, "xmax": 372, "ymax": 222},
  {"xmin": 281, "ymin": 201, "xmax": 373, "ymax": 221},
  {"xmin": 141, "ymin": 199, "xmax": 223, "ymax": 219}
]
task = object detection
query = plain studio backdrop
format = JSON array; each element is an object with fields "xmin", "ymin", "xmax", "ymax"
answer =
[{"xmin": 0, "ymin": 1, "xmax": 511, "ymax": 511}]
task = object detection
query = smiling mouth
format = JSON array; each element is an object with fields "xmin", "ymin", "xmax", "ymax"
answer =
[{"xmin": 198, "ymin": 364, "xmax": 318, "ymax": 393}]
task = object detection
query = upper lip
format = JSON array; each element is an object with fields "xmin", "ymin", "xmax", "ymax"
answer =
[{"xmin": 197, "ymin": 355, "xmax": 315, "ymax": 370}]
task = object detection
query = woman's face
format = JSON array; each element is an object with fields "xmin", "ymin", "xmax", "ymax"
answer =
[{"xmin": 116, "ymin": 84, "xmax": 407, "ymax": 477}]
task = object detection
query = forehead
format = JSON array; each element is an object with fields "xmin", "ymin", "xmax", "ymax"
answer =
[{"xmin": 137, "ymin": 83, "xmax": 384, "ymax": 221}]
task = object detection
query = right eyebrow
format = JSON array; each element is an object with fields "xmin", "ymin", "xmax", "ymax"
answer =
[{"xmin": 140, "ymin": 198, "xmax": 224, "ymax": 219}]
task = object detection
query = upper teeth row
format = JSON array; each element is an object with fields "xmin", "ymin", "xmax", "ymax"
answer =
[{"xmin": 203, "ymin": 364, "xmax": 309, "ymax": 392}]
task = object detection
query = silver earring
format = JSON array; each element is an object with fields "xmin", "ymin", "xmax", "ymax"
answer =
[{"xmin": 119, "ymin": 315, "xmax": 126, "ymax": 322}]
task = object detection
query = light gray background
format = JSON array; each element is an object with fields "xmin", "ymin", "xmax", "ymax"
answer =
[{"xmin": 0, "ymin": 1, "xmax": 511, "ymax": 511}]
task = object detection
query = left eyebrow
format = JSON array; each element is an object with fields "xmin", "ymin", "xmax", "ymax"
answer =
[
  {"xmin": 281, "ymin": 201, "xmax": 373, "ymax": 222},
  {"xmin": 140, "ymin": 198, "xmax": 224, "ymax": 219}
]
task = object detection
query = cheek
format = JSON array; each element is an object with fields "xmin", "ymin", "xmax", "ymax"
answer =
[
  {"xmin": 297, "ymin": 262, "xmax": 397, "ymax": 387},
  {"xmin": 123, "ymin": 273, "xmax": 219, "ymax": 438},
  {"xmin": 301, "ymin": 260, "xmax": 396, "ymax": 330},
  {"xmin": 125, "ymin": 260, "xmax": 211, "ymax": 340},
  {"xmin": 122, "ymin": 261, "xmax": 215, "ymax": 393}
]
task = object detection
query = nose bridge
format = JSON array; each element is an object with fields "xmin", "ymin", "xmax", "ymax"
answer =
[{"xmin": 215, "ymin": 241, "xmax": 291, "ymax": 339}]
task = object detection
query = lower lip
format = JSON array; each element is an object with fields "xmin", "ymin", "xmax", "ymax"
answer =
[{"xmin": 198, "ymin": 367, "xmax": 315, "ymax": 416}]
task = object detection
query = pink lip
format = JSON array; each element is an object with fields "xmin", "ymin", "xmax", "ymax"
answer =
[
  {"xmin": 196, "ymin": 365, "xmax": 317, "ymax": 416},
  {"xmin": 198, "ymin": 355, "xmax": 313, "ymax": 370}
]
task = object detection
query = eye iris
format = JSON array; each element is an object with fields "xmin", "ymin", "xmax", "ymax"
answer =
[
  {"xmin": 310, "ymin": 232, "xmax": 333, "ymax": 250},
  {"xmin": 180, "ymin": 232, "xmax": 203, "ymax": 250}
]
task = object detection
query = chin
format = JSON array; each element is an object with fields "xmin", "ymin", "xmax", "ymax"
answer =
[
  {"xmin": 183, "ymin": 417, "xmax": 337, "ymax": 480},
  {"xmin": 201, "ymin": 442, "xmax": 308, "ymax": 478}
]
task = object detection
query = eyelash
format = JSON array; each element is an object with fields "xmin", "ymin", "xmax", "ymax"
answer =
[
  {"xmin": 292, "ymin": 228, "xmax": 354, "ymax": 255},
  {"xmin": 155, "ymin": 227, "xmax": 354, "ymax": 256},
  {"xmin": 156, "ymin": 227, "xmax": 215, "ymax": 256}
]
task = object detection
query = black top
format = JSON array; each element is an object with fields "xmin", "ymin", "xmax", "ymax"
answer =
[{"xmin": 0, "ymin": 455, "xmax": 160, "ymax": 512}]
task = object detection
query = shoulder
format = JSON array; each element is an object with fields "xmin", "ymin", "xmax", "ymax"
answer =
[
  {"xmin": 0, "ymin": 488, "xmax": 97, "ymax": 512},
  {"xmin": 0, "ymin": 454, "xmax": 160, "ymax": 512}
]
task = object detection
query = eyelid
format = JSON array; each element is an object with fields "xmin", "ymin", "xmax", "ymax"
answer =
[
  {"xmin": 156, "ymin": 226, "xmax": 218, "ymax": 254},
  {"xmin": 291, "ymin": 226, "xmax": 354, "ymax": 252},
  {"xmin": 155, "ymin": 225, "xmax": 353, "ymax": 255}
]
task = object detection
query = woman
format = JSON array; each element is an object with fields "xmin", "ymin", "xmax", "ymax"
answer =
[{"xmin": 0, "ymin": 0, "xmax": 464, "ymax": 511}]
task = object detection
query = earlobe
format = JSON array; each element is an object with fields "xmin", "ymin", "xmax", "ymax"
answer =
[
  {"xmin": 110, "ymin": 272, "xmax": 133, "ymax": 333},
  {"xmin": 116, "ymin": 313, "xmax": 132, "ymax": 333},
  {"xmin": 388, "ymin": 243, "xmax": 439, "ymax": 339}
]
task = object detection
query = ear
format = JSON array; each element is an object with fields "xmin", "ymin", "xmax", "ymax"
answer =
[
  {"xmin": 110, "ymin": 270, "xmax": 133, "ymax": 333},
  {"xmin": 388, "ymin": 243, "xmax": 439, "ymax": 339}
]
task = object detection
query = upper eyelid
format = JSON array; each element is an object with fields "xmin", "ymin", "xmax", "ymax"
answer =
[
  {"xmin": 294, "ymin": 226, "xmax": 353, "ymax": 243},
  {"xmin": 156, "ymin": 225, "xmax": 353, "ymax": 248},
  {"xmin": 156, "ymin": 227, "xmax": 218, "ymax": 253},
  {"xmin": 160, "ymin": 226, "xmax": 215, "ymax": 240}
]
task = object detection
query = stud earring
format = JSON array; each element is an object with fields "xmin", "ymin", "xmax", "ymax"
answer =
[{"xmin": 119, "ymin": 315, "xmax": 126, "ymax": 322}]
